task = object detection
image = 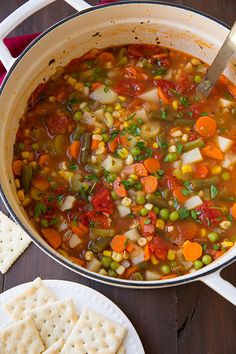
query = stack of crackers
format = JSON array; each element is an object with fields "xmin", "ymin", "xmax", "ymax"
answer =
[{"xmin": 0, "ymin": 278, "xmax": 127, "ymax": 354}]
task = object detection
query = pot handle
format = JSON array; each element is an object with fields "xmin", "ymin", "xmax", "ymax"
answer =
[
  {"xmin": 0, "ymin": 0, "xmax": 91, "ymax": 72},
  {"xmin": 201, "ymin": 270, "xmax": 236, "ymax": 306}
]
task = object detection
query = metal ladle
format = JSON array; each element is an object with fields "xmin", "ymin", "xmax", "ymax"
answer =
[{"xmin": 197, "ymin": 21, "xmax": 236, "ymax": 97}]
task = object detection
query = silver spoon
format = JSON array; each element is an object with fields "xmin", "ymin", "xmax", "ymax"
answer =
[{"xmin": 197, "ymin": 21, "xmax": 236, "ymax": 97}]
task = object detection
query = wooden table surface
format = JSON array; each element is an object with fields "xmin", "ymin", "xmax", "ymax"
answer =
[{"xmin": 0, "ymin": 1, "xmax": 236, "ymax": 353}]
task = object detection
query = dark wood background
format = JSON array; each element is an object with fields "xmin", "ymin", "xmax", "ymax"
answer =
[{"xmin": 0, "ymin": 1, "xmax": 236, "ymax": 353}]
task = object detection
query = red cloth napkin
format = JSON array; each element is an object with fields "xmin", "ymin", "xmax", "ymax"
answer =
[{"xmin": 0, "ymin": 0, "xmax": 117, "ymax": 84}]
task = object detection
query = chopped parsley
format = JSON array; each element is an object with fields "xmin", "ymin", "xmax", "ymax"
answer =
[
  {"xmin": 121, "ymin": 180, "xmax": 135, "ymax": 189},
  {"xmin": 191, "ymin": 210, "xmax": 197, "ymax": 220},
  {"xmin": 144, "ymin": 219, "xmax": 151, "ymax": 224},
  {"xmin": 181, "ymin": 188, "xmax": 191, "ymax": 196},
  {"xmin": 178, "ymin": 207, "xmax": 190, "ymax": 220},
  {"xmin": 67, "ymin": 162, "xmax": 78, "ymax": 171},
  {"xmin": 49, "ymin": 218, "xmax": 58, "ymax": 226},
  {"xmin": 153, "ymin": 68, "xmax": 167, "ymax": 76},
  {"xmin": 104, "ymin": 86, "xmax": 109, "ymax": 93},
  {"xmin": 127, "ymin": 113, "xmax": 136, "ymax": 121},
  {"xmin": 136, "ymin": 141, "xmax": 146, "ymax": 150},
  {"xmin": 34, "ymin": 203, "xmax": 47, "ymax": 218},
  {"xmin": 109, "ymin": 130, "xmax": 119, "ymax": 141},
  {"xmin": 177, "ymin": 143, "xmax": 183, "ymax": 155},
  {"xmin": 85, "ymin": 174, "xmax": 99, "ymax": 182},
  {"xmin": 210, "ymin": 184, "xmax": 218, "ymax": 199},
  {"xmin": 127, "ymin": 123, "xmax": 141, "ymax": 136}
]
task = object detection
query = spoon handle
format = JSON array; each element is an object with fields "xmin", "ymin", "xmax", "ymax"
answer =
[{"xmin": 197, "ymin": 21, "xmax": 236, "ymax": 97}]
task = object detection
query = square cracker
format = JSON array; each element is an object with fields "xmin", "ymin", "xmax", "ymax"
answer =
[
  {"xmin": 3, "ymin": 277, "xmax": 57, "ymax": 320},
  {"xmin": 0, "ymin": 211, "xmax": 31, "ymax": 274},
  {"xmin": 61, "ymin": 307, "xmax": 127, "ymax": 354},
  {"xmin": 29, "ymin": 298, "xmax": 78, "ymax": 349},
  {"xmin": 0, "ymin": 317, "xmax": 45, "ymax": 354},
  {"xmin": 43, "ymin": 338, "xmax": 64, "ymax": 353}
]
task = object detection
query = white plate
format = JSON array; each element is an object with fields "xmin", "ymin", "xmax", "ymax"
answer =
[{"xmin": 0, "ymin": 279, "xmax": 144, "ymax": 354}]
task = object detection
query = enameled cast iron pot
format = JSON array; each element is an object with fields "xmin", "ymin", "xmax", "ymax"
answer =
[{"xmin": 0, "ymin": 0, "xmax": 236, "ymax": 304}]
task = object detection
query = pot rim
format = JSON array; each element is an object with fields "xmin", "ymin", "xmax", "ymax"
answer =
[{"xmin": 0, "ymin": 0, "xmax": 235, "ymax": 288}]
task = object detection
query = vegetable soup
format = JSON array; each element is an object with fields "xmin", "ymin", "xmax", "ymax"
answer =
[{"xmin": 12, "ymin": 44, "xmax": 236, "ymax": 280}]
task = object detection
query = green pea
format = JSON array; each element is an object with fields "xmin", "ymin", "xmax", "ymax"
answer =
[
  {"xmin": 136, "ymin": 194, "xmax": 146, "ymax": 205},
  {"xmin": 202, "ymin": 254, "xmax": 212, "ymax": 265},
  {"xmin": 127, "ymin": 178, "xmax": 135, "ymax": 186},
  {"xmin": 73, "ymin": 111, "xmax": 83, "ymax": 121},
  {"xmin": 159, "ymin": 208, "xmax": 169, "ymax": 220},
  {"xmin": 40, "ymin": 219, "xmax": 48, "ymax": 228},
  {"xmin": 169, "ymin": 211, "xmax": 179, "ymax": 221},
  {"xmin": 130, "ymin": 272, "xmax": 143, "ymax": 280},
  {"xmin": 160, "ymin": 264, "xmax": 171, "ymax": 275},
  {"xmin": 110, "ymin": 261, "xmax": 120, "ymax": 270},
  {"xmin": 165, "ymin": 152, "xmax": 178, "ymax": 163},
  {"xmin": 140, "ymin": 208, "xmax": 149, "ymax": 216},
  {"xmin": 194, "ymin": 260, "xmax": 203, "ymax": 269},
  {"xmin": 208, "ymin": 232, "xmax": 220, "ymax": 243},
  {"xmin": 194, "ymin": 75, "xmax": 202, "ymax": 84},
  {"xmin": 111, "ymin": 191, "xmax": 119, "ymax": 200},
  {"xmin": 106, "ymin": 172, "xmax": 117, "ymax": 183},
  {"xmin": 108, "ymin": 269, "xmax": 117, "ymax": 277},
  {"xmin": 135, "ymin": 183, "xmax": 142, "ymax": 190},
  {"xmin": 131, "ymin": 147, "xmax": 141, "ymax": 156},
  {"xmin": 101, "ymin": 256, "xmax": 112, "ymax": 268},
  {"xmin": 222, "ymin": 172, "xmax": 230, "ymax": 181},
  {"xmin": 153, "ymin": 206, "xmax": 160, "ymax": 215},
  {"xmin": 102, "ymin": 133, "xmax": 109, "ymax": 143},
  {"xmin": 18, "ymin": 143, "xmax": 25, "ymax": 151},
  {"xmin": 32, "ymin": 143, "xmax": 39, "ymax": 151}
]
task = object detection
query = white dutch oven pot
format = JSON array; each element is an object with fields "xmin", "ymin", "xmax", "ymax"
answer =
[{"xmin": 0, "ymin": 0, "xmax": 236, "ymax": 304}]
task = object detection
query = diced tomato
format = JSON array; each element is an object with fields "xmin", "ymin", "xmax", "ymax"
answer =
[
  {"xmin": 196, "ymin": 201, "xmax": 223, "ymax": 226},
  {"xmin": 176, "ymin": 74, "xmax": 196, "ymax": 94},
  {"xmin": 162, "ymin": 171, "xmax": 180, "ymax": 190},
  {"xmin": 127, "ymin": 44, "xmax": 160, "ymax": 58},
  {"xmin": 91, "ymin": 187, "xmax": 114, "ymax": 215},
  {"xmin": 86, "ymin": 210, "xmax": 110, "ymax": 228},
  {"xmin": 47, "ymin": 115, "xmax": 70, "ymax": 137},
  {"xmin": 139, "ymin": 211, "xmax": 157, "ymax": 236},
  {"xmin": 154, "ymin": 79, "xmax": 176, "ymax": 97},
  {"xmin": 114, "ymin": 78, "xmax": 146, "ymax": 96},
  {"xmin": 149, "ymin": 236, "xmax": 168, "ymax": 260},
  {"xmin": 168, "ymin": 221, "xmax": 199, "ymax": 245}
]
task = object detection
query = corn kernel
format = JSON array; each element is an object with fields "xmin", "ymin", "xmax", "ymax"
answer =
[
  {"xmin": 117, "ymin": 147, "xmax": 129, "ymax": 159},
  {"xmin": 130, "ymin": 174, "xmax": 138, "ymax": 181},
  {"xmin": 74, "ymin": 82, "xmax": 84, "ymax": 92},
  {"xmin": 15, "ymin": 179, "xmax": 20, "ymax": 189},
  {"xmin": 103, "ymin": 250, "xmax": 112, "ymax": 257},
  {"xmin": 21, "ymin": 151, "xmax": 30, "ymax": 159},
  {"xmin": 167, "ymin": 250, "xmax": 176, "ymax": 261},
  {"xmin": 49, "ymin": 96, "xmax": 56, "ymax": 102},
  {"xmin": 118, "ymin": 96, "xmax": 126, "ymax": 102},
  {"xmin": 58, "ymin": 170, "xmax": 73, "ymax": 181},
  {"xmin": 156, "ymin": 219, "xmax": 165, "ymax": 230},
  {"xmin": 24, "ymin": 129, "xmax": 30, "ymax": 137},
  {"xmin": 138, "ymin": 237, "xmax": 147, "ymax": 247},
  {"xmin": 93, "ymin": 128, "xmax": 101, "ymax": 134},
  {"xmin": 99, "ymin": 268, "xmax": 108, "ymax": 276},
  {"xmin": 17, "ymin": 190, "xmax": 25, "ymax": 201},
  {"xmin": 200, "ymin": 228, "xmax": 207, "ymax": 237},
  {"xmin": 85, "ymin": 251, "xmax": 94, "ymax": 261},
  {"xmin": 123, "ymin": 250, "xmax": 129, "ymax": 260},
  {"xmin": 211, "ymin": 165, "xmax": 222, "ymax": 175},
  {"xmin": 115, "ymin": 103, "xmax": 121, "ymax": 111},
  {"xmin": 112, "ymin": 111, "xmax": 121, "ymax": 118},
  {"xmin": 125, "ymin": 154, "xmax": 134, "ymax": 165},
  {"xmin": 29, "ymin": 161, "xmax": 37, "ymax": 169},
  {"xmin": 123, "ymin": 121, "xmax": 129, "ymax": 128},
  {"xmin": 172, "ymin": 100, "xmax": 179, "ymax": 110},
  {"xmin": 144, "ymin": 203, "xmax": 153, "ymax": 211},
  {"xmin": 67, "ymin": 76, "xmax": 77, "ymax": 86},
  {"xmin": 171, "ymin": 129, "xmax": 182, "ymax": 138},
  {"xmin": 116, "ymin": 265, "xmax": 126, "ymax": 275},
  {"xmin": 79, "ymin": 101, "xmax": 87, "ymax": 110},
  {"xmin": 154, "ymin": 75, "xmax": 162, "ymax": 80},
  {"xmin": 221, "ymin": 241, "xmax": 233, "ymax": 248},
  {"xmin": 191, "ymin": 58, "xmax": 201, "ymax": 66},
  {"xmin": 92, "ymin": 134, "xmax": 102, "ymax": 141},
  {"xmin": 22, "ymin": 197, "xmax": 31, "ymax": 207},
  {"xmin": 181, "ymin": 134, "xmax": 189, "ymax": 142},
  {"xmin": 220, "ymin": 221, "xmax": 231, "ymax": 229},
  {"xmin": 112, "ymin": 251, "xmax": 123, "ymax": 262},
  {"xmin": 121, "ymin": 197, "xmax": 132, "ymax": 207},
  {"xmin": 168, "ymin": 145, "xmax": 177, "ymax": 153},
  {"xmin": 104, "ymin": 112, "xmax": 114, "ymax": 127},
  {"xmin": 151, "ymin": 255, "xmax": 159, "ymax": 265},
  {"xmin": 181, "ymin": 165, "xmax": 192, "ymax": 174},
  {"xmin": 95, "ymin": 142, "xmax": 105, "ymax": 155},
  {"xmin": 152, "ymin": 143, "xmax": 158, "ymax": 148}
]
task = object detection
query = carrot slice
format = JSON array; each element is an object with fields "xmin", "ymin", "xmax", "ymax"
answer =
[
  {"xmin": 173, "ymin": 186, "xmax": 188, "ymax": 204},
  {"xmin": 124, "ymin": 265, "xmax": 139, "ymax": 279},
  {"xmin": 201, "ymin": 143, "xmax": 223, "ymax": 160},
  {"xmin": 41, "ymin": 228, "xmax": 62, "ymax": 249},
  {"xmin": 182, "ymin": 241, "xmax": 202, "ymax": 261},
  {"xmin": 144, "ymin": 158, "xmax": 160, "ymax": 173},
  {"xmin": 70, "ymin": 222, "xmax": 89, "ymax": 237},
  {"xmin": 195, "ymin": 116, "xmax": 217, "ymax": 138},
  {"xmin": 144, "ymin": 244, "xmax": 150, "ymax": 261},
  {"xmin": 113, "ymin": 177, "xmax": 127, "ymax": 197},
  {"xmin": 131, "ymin": 204, "xmax": 143, "ymax": 213},
  {"xmin": 110, "ymin": 235, "xmax": 127, "ymax": 253},
  {"xmin": 70, "ymin": 256, "xmax": 85, "ymax": 267},
  {"xmin": 69, "ymin": 141, "xmax": 80, "ymax": 159},
  {"xmin": 108, "ymin": 137, "xmax": 118, "ymax": 153},
  {"xmin": 91, "ymin": 139, "xmax": 100, "ymax": 150},
  {"xmin": 193, "ymin": 163, "xmax": 208, "ymax": 179},
  {"xmin": 91, "ymin": 82, "xmax": 102, "ymax": 91},
  {"xmin": 135, "ymin": 163, "xmax": 148, "ymax": 177},
  {"xmin": 231, "ymin": 202, "xmax": 236, "ymax": 219},
  {"xmin": 32, "ymin": 175, "xmax": 50, "ymax": 191},
  {"xmin": 141, "ymin": 176, "xmax": 158, "ymax": 193},
  {"xmin": 12, "ymin": 160, "xmax": 24, "ymax": 176},
  {"xmin": 157, "ymin": 86, "xmax": 169, "ymax": 104},
  {"xmin": 126, "ymin": 241, "xmax": 135, "ymax": 253},
  {"xmin": 161, "ymin": 274, "xmax": 178, "ymax": 280},
  {"xmin": 98, "ymin": 51, "xmax": 116, "ymax": 64},
  {"xmin": 38, "ymin": 154, "xmax": 50, "ymax": 167}
]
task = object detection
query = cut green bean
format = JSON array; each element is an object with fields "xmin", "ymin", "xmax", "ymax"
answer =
[
  {"xmin": 174, "ymin": 119, "xmax": 195, "ymax": 127},
  {"xmin": 146, "ymin": 194, "xmax": 169, "ymax": 208},
  {"xmin": 92, "ymin": 229, "xmax": 115, "ymax": 237},
  {"xmin": 90, "ymin": 237, "xmax": 112, "ymax": 253},
  {"xmin": 22, "ymin": 165, "xmax": 33, "ymax": 191},
  {"xmin": 80, "ymin": 132, "xmax": 92, "ymax": 163},
  {"xmin": 73, "ymin": 125, "xmax": 85, "ymax": 141},
  {"xmin": 183, "ymin": 138, "xmax": 204, "ymax": 152},
  {"xmin": 191, "ymin": 176, "xmax": 219, "ymax": 190}
]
